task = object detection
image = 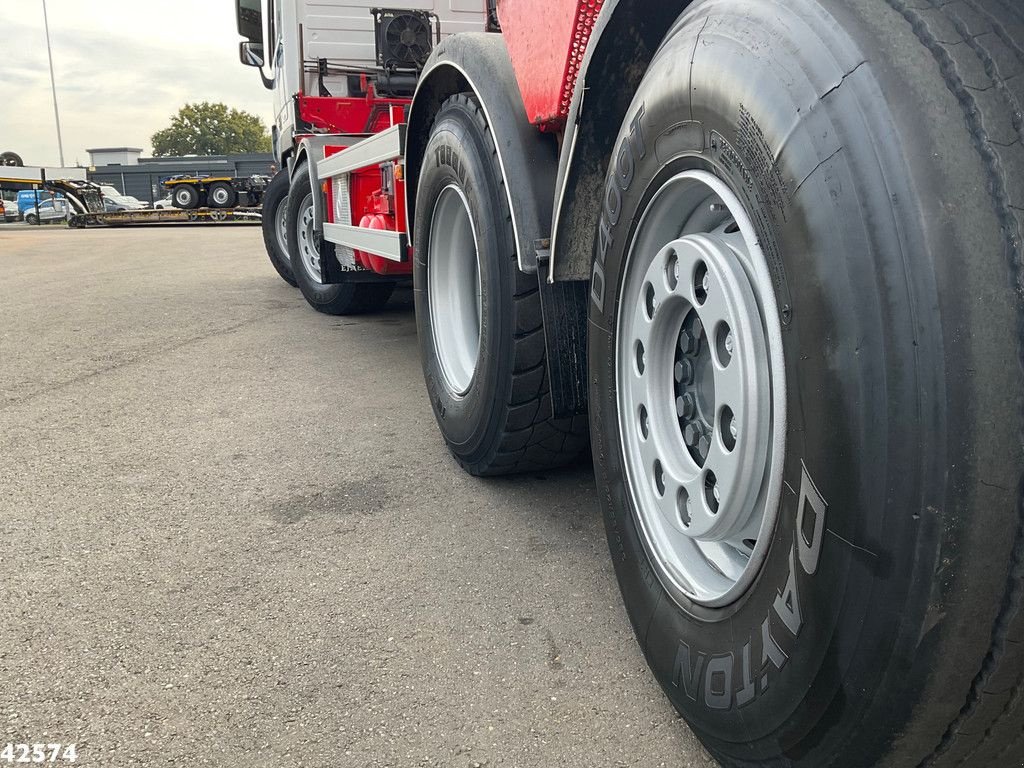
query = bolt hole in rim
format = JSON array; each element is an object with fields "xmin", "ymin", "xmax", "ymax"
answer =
[
  {"xmin": 428, "ymin": 185, "xmax": 483, "ymax": 396},
  {"xmin": 297, "ymin": 192, "xmax": 323, "ymax": 285},
  {"xmin": 616, "ymin": 169, "xmax": 787, "ymax": 607},
  {"xmin": 693, "ymin": 261, "xmax": 709, "ymax": 305}
]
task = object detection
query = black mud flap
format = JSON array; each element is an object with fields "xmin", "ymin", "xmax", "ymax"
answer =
[{"xmin": 538, "ymin": 251, "xmax": 589, "ymax": 418}]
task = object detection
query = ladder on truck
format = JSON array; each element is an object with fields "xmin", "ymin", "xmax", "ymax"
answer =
[{"xmin": 301, "ymin": 125, "xmax": 408, "ymax": 276}]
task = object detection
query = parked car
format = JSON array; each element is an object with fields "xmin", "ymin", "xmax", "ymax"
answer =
[
  {"xmin": 103, "ymin": 197, "xmax": 134, "ymax": 212},
  {"xmin": 23, "ymin": 199, "xmax": 67, "ymax": 225},
  {"xmin": 153, "ymin": 196, "xmax": 174, "ymax": 210},
  {"xmin": 98, "ymin": 185, "xmax": 145, "ymax": 211},
  {"xmin": 16, "ymin": 190, "xmax": 64, "ymax": 215},
  {"xmin": 1, "ymin": 199, "xmax": 19, "ymax": 222}
]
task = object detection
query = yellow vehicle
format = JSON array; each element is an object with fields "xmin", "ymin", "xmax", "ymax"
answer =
[{"xmin": 162, "ymin": 173, "xmax": 270, "ymax": 209}]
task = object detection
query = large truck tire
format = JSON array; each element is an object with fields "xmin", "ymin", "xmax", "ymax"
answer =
[
  {"xmin": 287, "ymin": 161, "xmax": 395, "ymax": 315},
  {"xmin": 207, "ymin": 181, "xmax": 237, "ymax": 209},
  {"xmin": 171, "ymin": 184, "xmax": 199, "ymax": 210},
  {"xmin": 588, "ymin": 1, "xmax": 1024, "ymax": 766},
  {"xmin": 1, "ymin": 151, "xmax": 23, "ymax": 167},
  {"xmin": 414, "ymin": 94, "xmax": 589, "ymax": 476},
  {"xmin": 260, "ymin": 169, "xmax": 297, "ymax": 287}
]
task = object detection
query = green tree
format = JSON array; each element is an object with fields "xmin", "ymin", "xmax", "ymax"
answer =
[{"xmin": 151, "ymin": 102, "xmax": 271, "ymax": 156}]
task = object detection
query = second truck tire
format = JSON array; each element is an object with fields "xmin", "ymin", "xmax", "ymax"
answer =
[
  {"xmin": 260, "ymin": 169, "xmax": 297, "ymax": 287},
  {"xmin": 287, "ymin": 162, "xmax": 395, "ymax": 315},
  {"xmin": 414, "ymin": 94, "xmax": 589, "ymax": 476},
  {"xmin": 588, "ymin": 1, "xmax": 1024, "ymax": 766},
  {"xmin": 207, "ymin": 181, "xmax": 237, "ymax": 209}
]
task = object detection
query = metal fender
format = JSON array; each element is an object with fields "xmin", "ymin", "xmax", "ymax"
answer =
[
  {"xmin": 290, "ymin": 138, "xmax": 324, "ymax": 244},
  {"xmin": 406, "ymin": 33, "xmax": 558, "ymax": 275},
  {"xmin": 550, "ymin": 0, "xmax": 690, "ymax": 282}
]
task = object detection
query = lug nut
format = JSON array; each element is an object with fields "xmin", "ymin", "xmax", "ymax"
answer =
[
  {"xmin": 725, "ymin": 332, "xmax": 734, "ymax": 356},
  {"xmin": 702, "ymin": 273, "xmax": 711, "ymax": 294},
  {"xmin": 730, "ymin": 420, "xmax": 738, "ymax": 440},
  {"xmin": 683, "ymin": 422, "xmax": 702, "ymax": 448},
  {"xmin": 676, "ymin": 394, "xmax": 696, "ymax": 420},
  {"xmin": 697, "ymin": 433, "xmax": 712, "ymax": 459},
  {"xmin": 679, "ymin": 330, "xmax": 699, "ymax": 355},
  {"xmin": 674, "ymin": 360, "xmax": 694, "ymax": 385}
]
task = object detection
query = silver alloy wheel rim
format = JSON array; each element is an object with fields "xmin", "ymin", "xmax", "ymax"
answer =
[
  {"xmin": 297, "ymin": 192, "xmax": 322, "ymax": 285},
  {"xmin": 212, "ymin": 187, "xmax": 230, "ymax": 206},
  {"xmin": 175, "ymin": 188, "xmax": 192, "ymax": 206},
  {"xmin": 275, "ymin": 195, "xmax": 289, "ymax": 257},
  {"xmin": 427, "ymin": 184, "xmax": 482, "ymax": 396},
  {"xmin": 616, "ymin": 169, "xmax": 786, "ymax": 607}
]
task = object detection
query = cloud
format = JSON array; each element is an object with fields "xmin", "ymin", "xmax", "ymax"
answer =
[{"xmin": 0, "ymin": 1, "xmax": 274, "ymax": 167}]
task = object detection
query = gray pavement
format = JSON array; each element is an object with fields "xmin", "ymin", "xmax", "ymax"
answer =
[{"xmin": 0, "ymin": 226, "xmax": 714, "ymax": 767}]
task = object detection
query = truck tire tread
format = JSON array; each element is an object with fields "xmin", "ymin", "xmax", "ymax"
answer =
[
  {"xmin": 425, "ymin": 94, "xmax": 588, "ymax": 477},
  {"xmin": 260, "ymin": 169, "xmax": 297, "ymax": 287},
  {"xmin": 883, "ymin": 1, "xmax": 1024, "ymax": 765}
]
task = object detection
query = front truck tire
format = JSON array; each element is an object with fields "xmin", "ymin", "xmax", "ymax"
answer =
[
  {"xmin": 414, "ymin": 94, "xmax": 589, "ymax": 476},
  {"xmin": 260, "ymin": 169, "xmax": 297, "ymax": 287},
  {"xmin": 287, "ymin": 161, "xmax": 395, "ymax": 315},
  {"xmin": 589, "ymin": 1, "xmax": 1024, "ymax": 766}
]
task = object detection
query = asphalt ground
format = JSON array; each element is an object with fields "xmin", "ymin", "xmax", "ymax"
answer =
[{"xmin": 0, "ymin": 226, "xmax": 714, "ymax": 767}]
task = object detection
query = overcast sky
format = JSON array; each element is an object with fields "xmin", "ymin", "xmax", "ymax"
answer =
[{"xmin": 0, "ymin": 1, "xmax": 274, "ymax": 167}]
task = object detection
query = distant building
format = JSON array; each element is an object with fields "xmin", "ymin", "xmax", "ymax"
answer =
[
  {"xmin": 86, "ymin": 151, "xmax": 276, "ymax": 204},
  {"xmin": 86, "ymin": 147, "xmax": 143, "ymax": 166}
]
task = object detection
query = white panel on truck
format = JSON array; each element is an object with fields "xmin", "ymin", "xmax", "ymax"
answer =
[{"xmin": 301, "ymin": 1, "xmax": 488, "ymax": 68}]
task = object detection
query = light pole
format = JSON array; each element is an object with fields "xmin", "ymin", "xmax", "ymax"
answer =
[{"xmin": 42, "ymin": 0, "xmax": 66, "ymax": 167}]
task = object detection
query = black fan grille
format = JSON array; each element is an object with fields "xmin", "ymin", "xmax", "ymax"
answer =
[{"xmin": 381, "ymin": 13, "xmax": 431, "ymax": 68}]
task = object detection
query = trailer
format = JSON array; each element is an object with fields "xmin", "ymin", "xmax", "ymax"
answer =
[
  {"xmin": 237, "ymin": 1, "xmax": 1024, "ymax": 766},
  {"xmin": 163, "ymin": 173, "xmax": 271, "ymax": 209},
  {"xmin": 46, "ymin": 179, "xmax": 261, "ymax": 227}
]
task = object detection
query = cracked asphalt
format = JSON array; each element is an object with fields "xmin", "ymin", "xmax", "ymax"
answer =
[{"xmin": 0, "ymin": 226, "xmax": 714, "ymax": 767}]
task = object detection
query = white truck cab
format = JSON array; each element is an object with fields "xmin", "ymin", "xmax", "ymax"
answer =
[{"xmin": 241, "ymin": 0, "xmax": 488, "ymax": 164}]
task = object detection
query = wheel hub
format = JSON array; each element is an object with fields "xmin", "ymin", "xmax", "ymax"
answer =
[
  {"xmin": 297, "ymin": 193, "xmax": 322, "ymax": 285},
  {"xmin": 427, "ymin": 184, "xmax": 482, "ymax": 396},
  {"xmin": 616, "ymin": 170, "xmax": 786, "ymax": 606},
  {"xmin": 636, "ymin": 233, "xmax": 770, "ymax": 540}
]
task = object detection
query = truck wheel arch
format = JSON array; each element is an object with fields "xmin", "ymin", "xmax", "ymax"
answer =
[
  {"xmin": 288, "ymin": 144, "xmax": 309, "ymax": 186},
  {"xmin": 406, "ymin": 33, "xmax": 557, "ymax": 275},
  {"xmin": 550, "ymin": 0, "xmax": 692, "ymax": 281}
]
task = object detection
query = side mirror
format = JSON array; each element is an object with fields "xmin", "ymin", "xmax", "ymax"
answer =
[{"xmin": 239, "ymin": 41, "xmax": 265, "ymax": 68}]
